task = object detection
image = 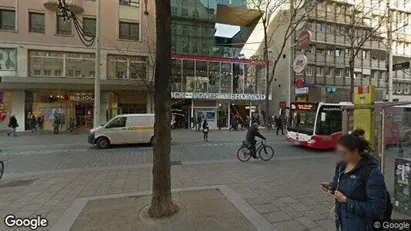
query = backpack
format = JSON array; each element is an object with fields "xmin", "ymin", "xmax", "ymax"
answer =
[{"xmin": 363, "ymin": 165, "xmax": 393, "ymax": 220}]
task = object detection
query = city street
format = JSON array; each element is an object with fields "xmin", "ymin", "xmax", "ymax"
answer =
[
  {"xmin": 0, "ymin": 130, "xmax": 408, "ymax": 231},
  {"xmin": 0, "ymin": 129, "xmax": 341, "ymax": 231}
]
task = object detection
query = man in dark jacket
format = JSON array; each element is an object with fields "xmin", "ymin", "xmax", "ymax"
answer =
[
  {"xmin": 275, "ymin": 116, "xmax": 284, "ymax": 135},
  {"xmin": 7, "ymin": 114, "xmax": 18, "ymax": 137},
  {"xmin": 246, "ymin": 123, "xmax": 266, "ymax": 159}
]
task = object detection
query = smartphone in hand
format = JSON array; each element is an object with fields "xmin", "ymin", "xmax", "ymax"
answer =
[{"xmin": 320, "ymin": 182, "xmax": 334, "ymax": 194}]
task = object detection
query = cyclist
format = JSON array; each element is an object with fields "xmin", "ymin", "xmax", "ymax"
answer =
[{"xmin": 246, "ymin": 123, "xmax": 266, "ymax": 159}]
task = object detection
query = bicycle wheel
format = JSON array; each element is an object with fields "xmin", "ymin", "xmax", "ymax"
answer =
[
  {"xmin": 259, "ymin": 145, "xmax": 274, "ymax": 161},
  {"xmin": 0, "ymin": 161, "xmax": 4, "ymax": 181},
  {"xmin": 237, "ymin": 146, "xmax": 252, "ymax": 162}
]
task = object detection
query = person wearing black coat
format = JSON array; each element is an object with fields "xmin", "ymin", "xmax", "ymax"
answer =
[
  {"xmin": 246, "ymin": 123, "xmax": 266, "ymax": 159},
  {"xmin": 7, "ymin": 114, "xmax": 18, "ymax": 137},
  {"xmin": 275, "ymin": 116, "xmax": 284, "ymax": 135}
]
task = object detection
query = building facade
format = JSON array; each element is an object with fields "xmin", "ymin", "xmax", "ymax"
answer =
[
  {"xmin": 242, "ymin": 0, "xmax": 411, "ymax": 116},
  {"xmin": 0, "ymin": 0, "xmax": 155, "ymax": 131},
  {"xmin": 169, "ymin": 0, "xmax": 266, "ymax": 129}
]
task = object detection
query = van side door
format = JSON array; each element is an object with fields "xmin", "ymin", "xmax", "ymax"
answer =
[{"xmin": 104, "ymin": 117, "xmax": 128, "ymax": 144}]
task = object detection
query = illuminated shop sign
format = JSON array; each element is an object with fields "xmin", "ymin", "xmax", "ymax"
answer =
[
  {"xmin": 171, "ymin": 92, "xmax": 266, "ymax": 101},
  {"xmin": 69, "ymin": 95, "xmax": 94, "ymax": 101},
  {"xmin": 290, "ymin": 103, "xmax": 317, "ymax": 111}
]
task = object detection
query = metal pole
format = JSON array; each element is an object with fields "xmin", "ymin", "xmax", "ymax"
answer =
[
  {"xmin": 249, "ymin": 101, "xmax": 252, "ymax": 127},
  {"xmin": 342, "ymin": 109, "xmax": 349, "ymax": 134},
  {"xmin": 387, "ymin": 0, "xmax": 393, "ymax": 101},
  {"xmin": 93, "ymin": 0, "xmax": 101, "ymax": 128},
  {"xmin": 380, "ymin": 108, "xmax": 386, "ymax": 173}
]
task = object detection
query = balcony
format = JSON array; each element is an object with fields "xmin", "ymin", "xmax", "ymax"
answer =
[{"xmin": 44, "ymin": 0, "xmax": 84, "ymax": 14}]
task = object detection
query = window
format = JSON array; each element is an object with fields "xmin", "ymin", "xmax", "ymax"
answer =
[
  {"xmin": 326, "ymin": 48, "xmax": 333, "ymax": 56},
  {"xmin": 344, "ymin": 48, "xmax": 349, "ymax": 57},
  {"xmin": 182, "ymin": 25, "xmax": 188, "ymax": 36},
  {"xmin": 335, "ymin": 68, "xmax": 341, "ymax": 77},
  {"xmin": 171, "ymin": 7, "xmax": 178, "ymax": 16},
  {"xmin": 119, "ymin": 0, "xmax": 140, "ymax": 7},
  {"xmin": 325, "ymin": 24, "xmax": 331, "ymax": 34},
  {"xmin": 315, "ymin": 106, "xmax": 342, "ymax": 135},
  {"xmin": 192, "ymin": 44, "xmax": 198, "ymax": 53},
  {"xmin": 29, "ymin": 12, "xmax": 45, "ymax": 33},
  {"xmin": 335, "ymin": 48, "xmax": 341, "ymax": 57},
  {"xmin": 306, "ymin": 66, "xmax": 313, "ymax": 76},
  {"xmin": 108, "ymin": 55, "xmax": 146, "ymax": 80},
  {"xmin": 0, "ymin": 9, "xmax": 16, "ymax": 30},
  {"xmin": 182, "ymin": 8, "xmax": 188, "ymax": 17},
  {"xmin": 335, "ymin": 25, "xmax": 341, "ymax": 34},
  {"xmin": 325, "ymin": 67, "xmax": 331, "ymax": 76},
  {"xmin": 83, "ymin": 18, "xmax": 96, "ymax": 37},
  {"xmin": 192, "ymin": 9, "xmax": 199, "ymax": 18},
  {"xmin": 316, "ymin": 48, "xmax": 324, "ymax": 55},
  {"xmin": 316, "ymin": 23, "xmax": 322, "ymax": 32},
  {"xmin": 29, "ymin": 51, "xmax": 95, "ymax": 78},
  {"xmin": 119, "ymin": 22, "xmax": 139, "ymax": 40},
  {"xmin": 0, "ymin": 48, "xmax": 17, "ymax": 71},
  {"xmin": 316, "ymin": 66, "xmax": 323, "ymax": 76},
  {"xmin": 106, "ymin": 117, "xmax": 127, "ymax": 128},
  {"xmin": 57, "ymin": 15, "xmax": 72, "ymax": 35}
]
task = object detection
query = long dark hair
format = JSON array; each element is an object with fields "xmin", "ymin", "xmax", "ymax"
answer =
[{"xmin": 337, "ymin": 128, "xmax": 373, "ymax": 153}]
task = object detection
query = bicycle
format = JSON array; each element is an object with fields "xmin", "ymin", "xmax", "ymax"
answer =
[
  {"xmin": 237, "ymin": 139, "xmax": 275, "ymax": 162},
  {"xmin": 0, "ymin": 151, "xmax": 3, "ymax": 181}
]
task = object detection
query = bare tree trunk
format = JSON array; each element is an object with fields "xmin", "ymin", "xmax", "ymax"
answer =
[
  {"xmin": 148, "ymin": 0, "xmax": 178, "ymax": 218},
  {"xmin": 349, "ymin": 59, "xmax": 355, "ymax": 102},
  {"xmin": 263, "ymin": 22, "xmax": 270, "ymax": 126}
]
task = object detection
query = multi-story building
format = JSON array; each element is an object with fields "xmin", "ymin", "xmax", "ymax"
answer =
[
  {"xmin": 0, "ymin": 0, "xmax": 267, "ymax": 131},
  {"xmin": 169, "ymin": 0, "xmax": 267, "ymax": 129},
  {"xmin": 242, "ymin": 0, "xmax": 411, "ymax": 116},
  {"xmin": 0, "ymin": 0, "xmax": 156, "ymax": 131}
]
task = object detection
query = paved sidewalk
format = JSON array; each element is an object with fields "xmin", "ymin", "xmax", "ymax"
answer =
[{"xmin": 0, "ymin": 155, "xmax": 340, "ymax": 231}]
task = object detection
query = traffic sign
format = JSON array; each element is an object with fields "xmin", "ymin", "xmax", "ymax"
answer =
[{"xmin": 297, "ymin": 31, "xmax": 312, "ymax": 50}]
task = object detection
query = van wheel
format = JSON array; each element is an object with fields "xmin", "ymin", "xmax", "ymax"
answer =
[
  {"xmin": 96, "ymin": 137, "xmax": 110, "ymax": 149},
  {"xmin": 150, "ymin": 136, "xmax": 155, "ymax": 146}
]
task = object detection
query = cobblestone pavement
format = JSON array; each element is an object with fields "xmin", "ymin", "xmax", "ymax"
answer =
[{"xmin": 0, "ymin": 130, "xmax": 408, "ymax": 231}]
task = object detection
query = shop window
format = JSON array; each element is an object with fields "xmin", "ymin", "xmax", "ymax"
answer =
[
  {"xmin": 0, "ymin": 48, "xmax": 17, "ymax": 72},
  {"xmin": 0, "ymin": 9, "xmax": 16, "ymax": 31},
  {"xmin": 183, "ymin": 60, "xmax": 195, "ymax": 92},
  {"xmin": 171, "ymin": 59, "xmax": 182, "ymax": 92},
  {"xmin": 208, "ymin": 62, "xmax": 220, "ymax": 93},
  {"xmin": 182, "ymin": 8, "xmax": 188, "ymax": 17},
  {"xmin": 221, "ymin": 63, "xmax": 232, "ymax": 93},
  {"xmin": 171, "ymin": 7, "xmax": 178, "ymax": 16},
  {"xmin": 195, "ymin": 61, "xmax": 208, "ymax": 92},
  {"xmin": 106, "ymin": 117, "xmax": 127, "ymax": 128},
  {"xmin": 108, "ymin": 55, "xmax": 146, "ymax": 80}
]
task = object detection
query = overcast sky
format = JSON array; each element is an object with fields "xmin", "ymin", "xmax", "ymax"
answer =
[{"xmin": 215, "ymin": 23, "xmax": 240, "ymax": 38}]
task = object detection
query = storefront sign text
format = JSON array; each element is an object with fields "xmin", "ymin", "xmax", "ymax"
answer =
[
  {"xmin": 295, "ymin": 87, "xmax": 309, "ymax": 95},
  {"xmin": 69, "ymin": 95, "xmax": 94, "ymax": 101},
  {"xmin": 171, "ymin": 92, "xmax": 266, "ymax": 101}
]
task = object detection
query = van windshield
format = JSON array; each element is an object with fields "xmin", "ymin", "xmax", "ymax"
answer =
[{"xmin": 106, "ymin": 117, "xmax": 127, "ymax": 128}]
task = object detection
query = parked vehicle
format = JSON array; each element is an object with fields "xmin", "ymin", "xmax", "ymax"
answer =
[{"xmin": 88, "ymin": 114, "xmax": 155, "ymax": 149}]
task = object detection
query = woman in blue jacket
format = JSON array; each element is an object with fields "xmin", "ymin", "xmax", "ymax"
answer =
[{"xmin": 321, "ymin": 130, "xmax": 387, "ymax": 231}]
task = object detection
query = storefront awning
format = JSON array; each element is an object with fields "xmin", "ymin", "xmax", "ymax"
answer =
[{"xmin": 216, "ymin": 4, "xmax": 262, "ymax": 27}]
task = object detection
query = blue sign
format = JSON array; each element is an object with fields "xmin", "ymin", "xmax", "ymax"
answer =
[{"xmin": 326, "ymin": 86, "xmax": 337, "ymax": 93}]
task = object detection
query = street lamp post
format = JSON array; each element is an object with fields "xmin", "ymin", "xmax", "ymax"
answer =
[
  {"xmin": 58, "ymin": 0, "xmax": 101, "ymax": 128},
  {"xmin": 94, "ymin": 0, "xmax": 101, "ymax": 127}
]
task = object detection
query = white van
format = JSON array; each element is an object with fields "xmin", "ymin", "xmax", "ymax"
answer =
[{"xmin": 88, "ymin": 114, "xmax": 155, "ymax": 149}]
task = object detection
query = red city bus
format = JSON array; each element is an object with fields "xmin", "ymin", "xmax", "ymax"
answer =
[{"xmin": 286, "ymin": 102, "xmax": 352, "ymax": 149}]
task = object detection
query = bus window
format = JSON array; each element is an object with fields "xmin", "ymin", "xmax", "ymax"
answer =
[
  {"xmin": 315, "ymin": 106, "xmax": 342, "ymax": 135},
  {"xmin": 288, "ymin": 110, "xmax": 316, "ymax": 135}
]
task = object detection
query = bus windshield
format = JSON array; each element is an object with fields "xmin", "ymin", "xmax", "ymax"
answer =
[{"xmin": 288, "ymin": 110, "xmax": 316, "ymax": 135}]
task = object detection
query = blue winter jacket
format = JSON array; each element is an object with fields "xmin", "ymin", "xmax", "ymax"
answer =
[{"xmin": 331, "ymin": 154, "xmax": 387, "ymax": 231}]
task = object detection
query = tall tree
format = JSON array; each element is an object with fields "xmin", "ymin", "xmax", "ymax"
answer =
[
  {"xmin": 247, "ymin": 0, "xmax": 316, "ymax": 125},
  {"xmin": 148, "ymin": 0, "xmax": 179, "ymax": 218}
]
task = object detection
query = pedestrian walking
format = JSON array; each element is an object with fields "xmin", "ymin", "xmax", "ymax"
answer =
[
  {"xmin": 202, "ymin": 119, "xmax": 209, "ymax": 142},
  {"xmin": 275, "ymin": 115, "xmax": 284, "ymax": 135},
  {"xmin": 320, "ymin": 129, "xmax": 392, "ymax": 231},
  {"xmin": 53, "ymin": 114, "xmax": 60, "ymax": 134},
  {"xmin": 26, "ymin": 112, "xmax": 32, "ymax": 130},
  {"xmin": 7, "ymin": 114, "xmax": 18, "ymax": 137},
  {"xmin": 196, "ymin": 115, "xmax": 202, "ymax": 131},
  {"xmin": 37, "ymin": 112, "xmax": 44, "ymax": 130},
  {"xmin": 229, "ymin": 116, "xmax": 238, "ymax": 131},
  {"xmin": 30, "ymin": 113, "xmax": 37, "ymax": 132}
]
